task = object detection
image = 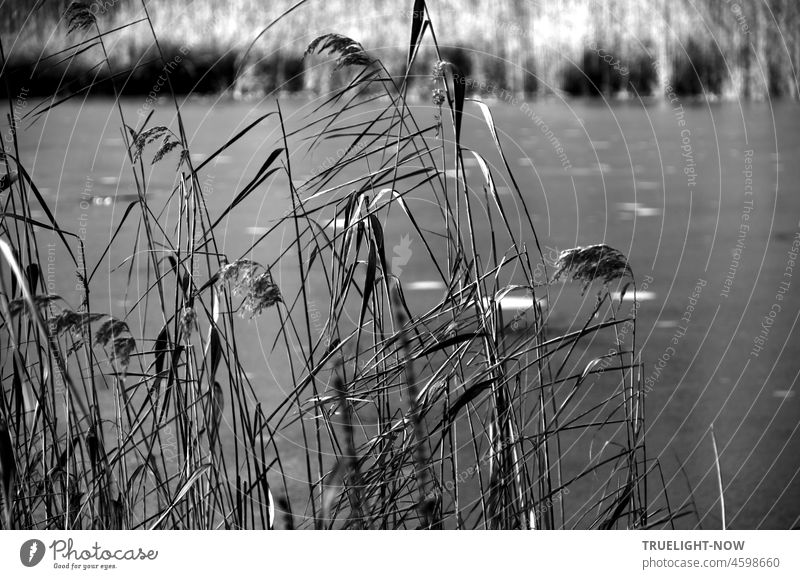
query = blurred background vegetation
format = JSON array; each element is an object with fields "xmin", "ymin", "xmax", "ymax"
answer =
[{"xmin": 2, "ymin": 0, "xmax": 799, "ymax": 100}]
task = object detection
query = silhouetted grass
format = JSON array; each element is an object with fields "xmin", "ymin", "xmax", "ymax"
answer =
[{"xmin": 0, "ymin": 0, "xmax": 686, "ymax": 530}]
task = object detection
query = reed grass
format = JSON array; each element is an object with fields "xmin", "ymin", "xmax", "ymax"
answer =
[
  {"xmin": 0, "ymin": 0, "xmax": 685, "ymax": 530},
  {"xmin": 3, "ymin": 0, "xmax": 799, "ymax": 100}
]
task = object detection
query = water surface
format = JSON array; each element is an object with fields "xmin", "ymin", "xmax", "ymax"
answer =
[{"xmin": 8, "ymin": 95, "xmax": 800, "ymax": 529}]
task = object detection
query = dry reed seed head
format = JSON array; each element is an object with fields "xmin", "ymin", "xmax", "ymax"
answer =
[
  {"xmin": 131, "ymin": 126, "xmax": 177, "ymax": 163},
  {"xmin": 111, "ymin": 337, "xmax": 136, "ymax": 373},
  {"xmin": 151, "ymin": 135, "xmax": 184, "ymax": 165},
  {"xmin": 304, "ymin": 33, "xmax": 373, "ymax": 71},
  {"xmin": 216, "ymin": 259, "xmax": 281, "ymax": 317},
  {"xmin": 64, "ymin": 2, "xmax": 96, "ymax": 34},
  {"xmin": 51, "ymin": 309, "xmax": 105, "ymax": 342},
  {"xmin": 7, "ymin": 294, "xmax": 61, "ymax": 317},
  {"xmin": 94, "ymin": 318, "xmax": 131, "ymax": 347},
  {"xmin": 431, "ymin": 61, "xmax": 447, "ymax": 107},
  {"xmin": 432, "ymin": 60, "xmax": 446, "ymax": 80},
  {"xmin": 179, "ymin": 306, "xmax": 196, "ymax": 340},
  {"xmin": 552, "ymin": 244, "xmax": 633, "ymax": 293},
  {"xmin": 242, "ymin": 272, "xmax": 282, "ymax": 316},
  {"xmin": 218, "ymin": 259, "xmax": 257, "ymax": 288},
  {"xmin": 75, "ymin": 270, "xmax": 88, "ymax": 294}
]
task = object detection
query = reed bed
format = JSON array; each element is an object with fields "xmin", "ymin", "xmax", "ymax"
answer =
[
  {"xmin": 3, "ymin": 0, "xmax": 799, "ymax": 100},
  {"xmin": 0, "ymin": 0, "xmax": 683, "ymax": 529}
]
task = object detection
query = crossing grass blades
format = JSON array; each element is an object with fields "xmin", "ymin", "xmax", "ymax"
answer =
[{"xmin": 0, "ymin": 0, "xmax": 684, "ymax": 530}]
